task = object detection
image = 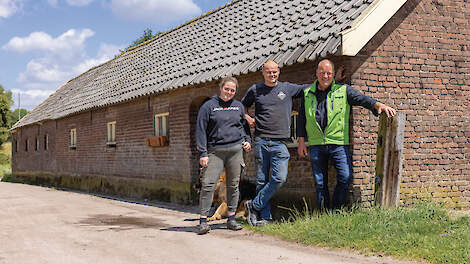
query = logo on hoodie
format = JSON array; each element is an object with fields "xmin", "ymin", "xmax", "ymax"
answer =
[{"xmin": 213, "ymin": 106, "xmax": 240, "ymax": 112}]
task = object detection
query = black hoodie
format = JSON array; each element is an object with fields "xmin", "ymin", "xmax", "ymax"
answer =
[{"xmin": 196, "ymin": 95, "xmax": 251, "ymax": 158}]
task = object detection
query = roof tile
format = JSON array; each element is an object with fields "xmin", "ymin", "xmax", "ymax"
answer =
[{"xmin": 13, "ymin": 0, "xmax": 373, "ymax": 129}]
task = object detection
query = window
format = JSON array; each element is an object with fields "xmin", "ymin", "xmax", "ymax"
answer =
[
  {"xmin": 44, "ymin": 134, "xmax": 48, "ymax": 151},
  {"xmin": 35, "ymin": 137, "xmax": 39, "ymax": 151},
  {"xmin": 290, "ymin": 110, "xmax": 299, "ymax": 145},
  {"xmin": 25, "ymin": 139, "xmax": 29, "ymax": 152},
  {"xmin": 154, "ymin": 113, "xmax": 169, "ymax": 137},
  {"xmin": 107, "ymin": 121, "xmax": 116, "ymax": 144},
  {"xmin": 70, "ymin": 128, "xmax": 77, "ymax": 149},
  {"xmin": 14, "ymin": 140, "xmax": 18, "ymax": 153}
]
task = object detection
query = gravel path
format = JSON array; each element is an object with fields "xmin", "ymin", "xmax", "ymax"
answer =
[{"xmin": 0, "ymin": 182, "xmax": 418, "ymax": 264}]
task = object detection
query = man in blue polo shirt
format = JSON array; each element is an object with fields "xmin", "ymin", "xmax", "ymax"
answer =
[{"xmin": 242, "ymin": 60, "xmax": 310, "ymax": 226}]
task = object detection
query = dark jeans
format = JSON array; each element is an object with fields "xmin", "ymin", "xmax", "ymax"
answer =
[
  {"xmin": 308, "ymin": 145, "xmax": 352, "ymax": 209},
  {"xmin": 199, "ymin": 144, "xmax": 243, "ymax": 216}
]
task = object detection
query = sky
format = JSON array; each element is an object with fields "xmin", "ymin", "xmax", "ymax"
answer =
[{"xmin": 0, "ymin": 0, "xmax": 231, "ymax": 111}]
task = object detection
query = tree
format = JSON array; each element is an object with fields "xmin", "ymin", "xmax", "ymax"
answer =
[
  {"xmin": 0, "ymin": 85, "xmax": 12, "ymax": 146},
  {"xmin": 9, "ymin": 108, "xmax": 28, "ymax": 127},
  {"xmin": 126, "ymin": 28, "xmax": 161, "ymax": 51}
]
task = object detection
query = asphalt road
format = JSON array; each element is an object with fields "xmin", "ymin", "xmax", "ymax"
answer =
[{"xmin": 0, "ymin": 182, "xmax": 415, "ymax": 264}]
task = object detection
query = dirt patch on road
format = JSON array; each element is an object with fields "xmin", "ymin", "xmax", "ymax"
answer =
[{"xmin": 78, "ymin": 214, "xmax": 170, "ymax": 231}]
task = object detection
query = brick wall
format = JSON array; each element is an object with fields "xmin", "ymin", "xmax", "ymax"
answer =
[
  {"xmin": 12, "ymin": 120, "xmax": 57, "ymax": 172},
  {"xmin": 347, "ymin": 0, "xmax": 470, "ymax": 208},
  {"xmin": 12, "ymin": 0, "xmax": 470, "ymax": 209}
]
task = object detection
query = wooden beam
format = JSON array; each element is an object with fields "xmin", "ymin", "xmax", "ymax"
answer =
[{"xmin": 374, "ymin": 112, "xmax": 405, "ymax": 208}]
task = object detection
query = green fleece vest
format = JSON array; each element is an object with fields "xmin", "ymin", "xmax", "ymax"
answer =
[{"xmin": 304, "ymin": 80, "xmax": 350, "ymax": 145}]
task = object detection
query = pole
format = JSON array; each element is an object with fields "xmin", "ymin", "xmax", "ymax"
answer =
[
  {"xmin": 18, "ymin": 92, "xmax": 20, "ymax": 121},
  {"xmin": 374, "ymin": 112, "xmax": 406, "ymax": 208}
]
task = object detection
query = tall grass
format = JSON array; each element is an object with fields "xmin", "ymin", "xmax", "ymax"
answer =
[
  {"xmin": 0, "ymin": 141, "xmax": 12, "ymax": 180},
  {"xmin": 250, "ymin": 202, "xmax": 470, "ymax": 264}
]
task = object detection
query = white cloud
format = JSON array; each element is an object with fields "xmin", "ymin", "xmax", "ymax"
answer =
[
  {"xmin": 66, "ymin": 0, "xmax": 93, "ymax": 6},
  {"xmin": 11, "ymin": 88, "xmax": 55, "ymax": 111},
  {"xmin": 18, "ymin": 59, "xmax": 70, "ymax": 83},
  {"xmin": 46, "ymin": 0, "xmax": 93, "ymax": 7},
  {"xmin": 73, "ymin": 43, "xmax": 121, "ymax": 73},
  {"xmin": 17, "ymin": 40, "xmax": 121, "ymax": 90},
  {"xmin": 3, "ymin": 29, "xmax": 94, "ymax": 53},
  {"xmin": 47, "ymin": 0, "xmax": 58, "ymax": 7},
  {"xmin": 5, "ymin": 29, "xmax": 123, "ymax": 110},
  {"xmin": 0, "ymin": 0, "xmax": 21, "ymax": 18},
  {"xmin": 109, "ymin": 0, "xmax": 201, "ymax": 23}
]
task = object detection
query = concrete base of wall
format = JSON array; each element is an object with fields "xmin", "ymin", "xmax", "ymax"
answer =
[{"xmin": 10, "ymin": 171, "xmax": 192, "ymax": 204}]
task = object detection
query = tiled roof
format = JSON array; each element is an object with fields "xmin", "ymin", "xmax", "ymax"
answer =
[{"xmin": 13, "ymin": 0, "xmax": 374, "ymax": 129}]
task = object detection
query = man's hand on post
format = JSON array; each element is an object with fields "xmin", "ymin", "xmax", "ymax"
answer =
[{"xmin": 375, "ymin": 102, "xmax": 397, "ymax": 117}]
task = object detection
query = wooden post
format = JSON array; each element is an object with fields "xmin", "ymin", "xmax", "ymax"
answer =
[{"xmin": 374, "ymin": 112, "xmax": 405, "ymax": 208}]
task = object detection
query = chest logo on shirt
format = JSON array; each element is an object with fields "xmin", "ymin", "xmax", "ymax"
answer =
[
  {"xmin": 277, "ymin": 91, "xmax": 286, "ymax": 100},
  {"xmin": 212, "ymin": 106, "xmax": 240, "ymax": 112}
]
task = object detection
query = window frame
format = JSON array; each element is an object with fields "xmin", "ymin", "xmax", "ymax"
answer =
[
  {"xmin": 286, "ymin": 110, "xmax": 299, "ymax": 148},
  {"xmin": 106, "ymin": 121, "xmax": 116, "ymax": 146},
  {"xmin": 154, "ymin": 112, "xmax": 169, "ymax": 137},
  {"xmin": 44, "ymin": 134, "xmax": 48, "ymax": 151},
  {"xmin": 70, "ymin": 128, "xmax": 77, "ymax": 149}
]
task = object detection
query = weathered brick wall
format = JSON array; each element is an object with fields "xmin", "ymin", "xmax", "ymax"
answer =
[
  {"xmin": 11, "ymin": 0, "xmax": 470, "ymax": 209},
  {"xmin": 12, "ymin": 120, "xmax": 57, "ymax": 172},
  {"xmin": 348, "ymin": 0, "xmax": 470, "ymax": 208}
]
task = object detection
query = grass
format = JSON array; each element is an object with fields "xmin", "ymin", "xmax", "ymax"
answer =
[
  {"xmin": 0, "ymin": 141, "xmax": 11, "ymax": 180},
  {"xmin": 248, "ymin": 202, "xmax": 470, "ymax": 264}
]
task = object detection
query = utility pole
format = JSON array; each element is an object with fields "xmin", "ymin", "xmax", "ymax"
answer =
[{"xmin": 18, "ymin": 92, "xmax": 20, "ymax": 121}]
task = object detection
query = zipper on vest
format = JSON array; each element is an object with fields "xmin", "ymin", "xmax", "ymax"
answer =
[
  {"xmin": 311, "ymin": 99, "xmax": 326, "ymax": 144},
  {"xmin": 331, "ymin": 94, "xmax": 334, "ymax": 111}
]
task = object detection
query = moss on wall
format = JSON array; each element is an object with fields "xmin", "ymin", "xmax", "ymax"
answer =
[{"xmin": 10, "ymin": 171, "xmax": 192, "ymax": 204}]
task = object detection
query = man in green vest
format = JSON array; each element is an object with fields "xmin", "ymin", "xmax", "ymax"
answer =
[{"xmin": 297, "ymin": 59, "xmax": 396, "ymax": 209}]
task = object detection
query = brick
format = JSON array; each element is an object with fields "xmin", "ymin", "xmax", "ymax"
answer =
[{"xmin": 11, "ymin": 0, "xmax": 470, "ymax": 210}]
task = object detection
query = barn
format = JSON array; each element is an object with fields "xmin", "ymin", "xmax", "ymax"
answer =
[{"xmin": 10, "ymin": 0, "xmax": 470, "ymax": 211}]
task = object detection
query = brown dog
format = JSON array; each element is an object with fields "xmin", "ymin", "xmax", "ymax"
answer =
[{"xmin": 207, "ymin": 171, "xmax": 253, "ymax": 221}]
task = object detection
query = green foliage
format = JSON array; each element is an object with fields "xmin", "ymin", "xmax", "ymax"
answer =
[
  {"xmin": 126, "ymin": 28, "xmax": 161, "ymax": 51},
  {"xmin": 9, "ymin": 108, "xmax": 28, "ymax": 127},
  {"xmin": 248, "ymin": 202, "xmax": 470, "ymax": 264},
  {"xmin": 0, "ymin": 85, "xmax": 13, "ymax": 146},
  {"xmin": 0, "ymin": 142, "xmax": 11, "ymax": 180}
]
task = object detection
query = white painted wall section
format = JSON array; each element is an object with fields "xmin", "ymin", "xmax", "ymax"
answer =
[{"xmin": 340, "ymin": 0, "xmax": 408, "ymax": 56}]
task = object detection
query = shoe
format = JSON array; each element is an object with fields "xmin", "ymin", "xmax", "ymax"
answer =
[
  {"xmin": 227, "ymin": 219, "xmax": 242, "ymax": 231},
  {"xmin": 245, "ymin": 200, "xmax": 258, "ymax": 226},
  {"xmin": 197, "ymin": 222, "xmax": 210, "ymax": 235},
  {"xmin": 255, "ymin": 219, "xmax": 270, "ymax": 226}
]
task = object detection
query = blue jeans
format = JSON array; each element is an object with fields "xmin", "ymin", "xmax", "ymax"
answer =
[
  {"xmin": 252, "ymin": 137, "xmax": 290, "ymax": 220},
  {"xmin": 309, "ymin": 145, "xmax": 352, "ymax": 209}
]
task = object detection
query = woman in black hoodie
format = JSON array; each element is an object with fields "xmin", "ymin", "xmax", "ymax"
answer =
[{"xmin": 196, "ymin": 76, "xmax": 251, "ymax": 235}]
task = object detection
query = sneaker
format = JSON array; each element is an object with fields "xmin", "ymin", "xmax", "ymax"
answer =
[
  {"xmin": 197, "ymin": 222, "xmax": 210, "ymax": 235},
  {"xmin": 245, "ymin": 200, "xmax": 258, "ymax": 226},
  {"xmin": 255, "ymin": 219, "xmax": 270, "ymax": 227},
  {"xmin": 227, "ymin": 219, "xmax": 242, "ymax": 231}
]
